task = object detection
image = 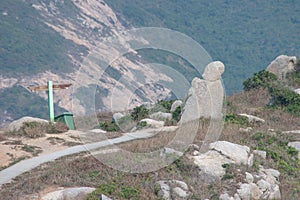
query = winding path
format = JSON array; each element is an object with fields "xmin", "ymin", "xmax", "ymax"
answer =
[{"xmin": 0, "ymin": 129, "xmax": 160, "ymax": 186}]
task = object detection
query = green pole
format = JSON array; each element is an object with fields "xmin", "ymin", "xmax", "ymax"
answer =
[{"xmin": 48, "ymin": 81, "xmax": 54, "ymax": 122}]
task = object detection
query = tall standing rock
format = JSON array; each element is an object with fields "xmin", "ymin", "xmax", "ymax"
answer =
[{"xmin": 179, "ymin": 61, "xmax": 225, "ymax": 151}]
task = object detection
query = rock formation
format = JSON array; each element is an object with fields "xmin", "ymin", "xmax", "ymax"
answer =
[{"xmin": 266, "ymin": 55, "xmax": 297, "ymax": 80}]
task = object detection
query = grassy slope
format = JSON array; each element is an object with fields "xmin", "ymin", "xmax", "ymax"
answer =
[
  {"xmin": 106, "ymin": 0, "xmax": 300, "ymax": 94},
  {"xmin": 1, "ymin": 71, "xmax": 300, "ymax": 199}
]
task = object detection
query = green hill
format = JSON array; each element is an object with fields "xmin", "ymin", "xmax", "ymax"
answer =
[{"xmin": 106, "ymin": 0, "xmax": 300, "ymax": 94}]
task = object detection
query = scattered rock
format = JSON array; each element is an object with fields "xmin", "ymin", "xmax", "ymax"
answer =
[
  {"xmin": 294, "ymin": 88, "xmax": 300, "ymax": 95},
  {"xmin": 89, "ymin": 129, "xmax": 107, "ymax": 133},
  {"xmin": 8, "ymin": 116, "xmax": 48, "ymax": 132},
  {"xmin": 42, "ymin": 187, "xmax": 96, "ymax": 200},
  {"xmin": 170, "ymin": 100, "xmax": 183, "ymax": 112},
  {"xmin": 209, "ymin": 141, "xmax": 250, "ymax": 165},
  {"xmin": 112, "ymin": 112, "xmax": 124, "ymax": 122},
  {"xmin": 247, "ymin": 153, "xmax": 254, "ymax": 167},
  {"xmin": 156, "ymin": 180, "xmax": 190, "ymax": 200},
  {"xmin": 220, "ymin": 193, "xmax": 234, "ymax": 200},
  {"xmin": 269, "ymin": 185, "xmax": 281, "ymax": 200},
  {"xmin": 192, "ymin": 150, "xmax": 234, "ymax": 180},
  {"xmin": 239, "ymin": 127, "xmax": 253, "ymax": 133},
  {"xmin": 150, "ymin": 111, "xmax": 172, "ymax": 121},
  {"xmin": 237, "ymin": 183, "xmax": 261, "ymax": 200},
  {"xmin": 245, "ymin": 172, "xmax": 254, "ymax": 183},
  {"xmin": 238, "ymin": 114, "xmax": 265, "ymax": 124},
  {"xmin": 140, "ymin": 118, "xmax": 164, "ymax": 128},
  {"xmin": 288, "ymin": 141, "xmax": 300, "ymax": 159},
  {"xmin": 257, "ymin": 179, "xmax": 271, "ymax": 192},
  {"xmin": 101, "ymin": 194, "xmax": 113, "ymax": 200},
  {"xmin": 156, "ymin": 181, "xmax": 171, "ymax": 200},
  {"xmin": 253, "ymin": 150, "xmax": 267, "ymax": 159},
  {"xmin": 266, "ymin": 55, "xmax": 297, "ymax": 80},
  {"xmin": 161, "ymin": 147, "xmax": 183, "ymax": 157}
]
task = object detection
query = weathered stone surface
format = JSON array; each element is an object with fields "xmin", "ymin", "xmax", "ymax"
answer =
[
  {"xmin": 202, "ymin": 61, "xmax": 225, "ymax": 81},
  {"xmin": 8, "ymin": 116, "xmax": 48, "ymax": 132},
  {"xmin": 156, "ymin": 180, "xmax": 189, "ymax": 200},
  {"xmin": 42, "ymin": 187, "xmax": 96, "ymax": 200},
  {"xmin": 170, "ymin": 100, "xmax": 183, "ymax": 112},
  {"xmin": 266, "ymin": 55, "xmax": 297, "ymax": 80},
  {"xmin": 239, "ymin": 127, "xmax": 253, "ymax": 133},
  {"xmin": 160, "ymin": 147, "xmax": 183, "ymax": 157},
  {"xmin": 150, "ymin": 111, "xmax": 172, "ymax": 121},
  {"xmin": 101, "ymin": 194, "xmax": 113, "ymax": 200},
  {"xmin": 248, "ymin": 153, "xmax": 254, "ymax": 167},
  {"xmin": 192, "ymin": 150, "xmax": 234, "ymax": 180},
  {"xmin": 294, "ymin": 88, "xmax": 300, "ymax": 95},
  {"xmin": 237, "ymin": 183, "xmax": 261, "ymax": 200},
  {"xmin": 112, "ymin": 112, "xmax": 124, "ymax": 122},
  {"xmin": 238, "ymin": 114, "xmax": 265, "ymax": 124},
  {"xmin": 156, "ymin": 181, "xmax": 171, "ymax": 200},
  {"xmin": 140, "ymin": 118, "xmax": 164, "ymax": 128},
  {"xmin": 209, "ymin": 141, "xmax": 250, "ymax": 165},
  {"xmin": 288, "ymin": 141, "xmax": 300, "ymax": 159},
  {"xmin": 180, "ymin": 61, "xmax": 225, "ymax": 124},
  {"xmin": 245, "ymin": 172, "xmax": 254, "ymax": 183},
  {"xmin": 269, "ymin": 185, "xmax": 281, "ymax": 200},
  {"xmin": 173, "ymin": 187, "xmax": 188, "ymax": 198},
  {"xmin": 257, "ymin": 179, "xmax": 271, "ymax": 192},
  {"xmin": 253, "ymin": 150, "xmax": 267, "ymax": 159},
  {"xmin": 220, "ymin": 193, "xmax": 234, "ymax": 200}
]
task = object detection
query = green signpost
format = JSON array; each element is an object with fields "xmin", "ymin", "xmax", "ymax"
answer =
[{"xmin": 28, "ymin": 81, "xmax": 72, "ymax": 122}]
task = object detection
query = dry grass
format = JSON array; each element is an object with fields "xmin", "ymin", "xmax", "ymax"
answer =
[{"xmin": 1, "ymin": 88, "xmax": 300, "ymax": 199}]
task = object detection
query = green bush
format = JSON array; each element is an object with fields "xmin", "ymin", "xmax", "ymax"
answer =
[
  {"xmin": 243, "ymin": 70, "xmax": 277, "ymax": 91},
  {"xmin": 225, "ymin": 113, "xmax": 248, "ymax": 126},
  {"xmin": 172, "ymin": 105, "xmax": 182, "ymax": 122},
  {"xmin": 99, "ymin": 121, "xmax": 120, "ymax": 132},
  {"xmin": 131, "ymin": 105, "xmax": 149, "ymax": 121}
]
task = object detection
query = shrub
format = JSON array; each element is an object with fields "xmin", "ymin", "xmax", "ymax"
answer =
[
  {"xmin": 130, "ymin": 105, "xmax": 149, "ymax": 121},
  {"xmin": 99, "ymin": 121, "xmax": 120, "ymax": 132},
  {"xmin": 243, "ymin": 70, "xmax": 277, "ymax": 91},
  {"xmin": 172, "ymin": 105, "xmax": 182, "ymax": 122},
  {"xmin": 225, "ymin": 113, "xmax": 248, "ymax": 126}
]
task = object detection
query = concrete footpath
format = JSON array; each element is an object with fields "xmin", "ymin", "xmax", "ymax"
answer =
[{"xmin": 0, "ymin": 129, "xmax": 160, "ymax": 186}]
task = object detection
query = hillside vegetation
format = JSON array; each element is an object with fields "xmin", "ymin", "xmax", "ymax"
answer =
[
  {"xmin": 0, "ymin": 0, "xmax": 85, "ymax": 77},
  {"xmin": 106, "ymin": 0, "xmax": 300, "ymax": 94}
]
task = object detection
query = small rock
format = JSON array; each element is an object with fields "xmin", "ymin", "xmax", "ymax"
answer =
[
  {"xmin": 269, "ymin": 185, "xmax": 281, "ymax": 200},
  {"xmin": 150, "ymin": 111, "xmax": 172, "ymax": 121},
  {"xmin": 233, "ymin": 193, "xmax": 241, "ymax": 200},
  {"xmin": 238, "ymin": 114, "xmax": 265, "ymax": 124},
  {"xmin": 220, "ymin": 193, "xmax": 234, "ymax": 200},
  {"xmin": 156, "ymin": 181, "xmax": 171, "ymax": 200},
  {"xmin": 237, "ymin": 183, "xmax": 261, "ymax": 200},
  {"xmin": 247, "ymin": 153, "xmax": 254, "ymax": 167},
  {"xmin": 112, "ymin": 112, "xmax": 124, "ymax": 122},
  {"xmin": 239, "ymin": 127, "xmax": 253, "ymax": 133},
  {"xmin": 161, "ymin": 147, "xmax": 183, "ymax": 157},
  {"xmin": 101, "ymin": 194, "xmax": 112, "ymax": 200},
  {"xmin": 42, "ymin": 187, "xmax": 96, "ymax": 200},
  {"xmin": 245, "ymin": 172, "xmax": 254, "ymax": 183},
  {"xmin": 172, "ymin": 187, "xmax": 188, "ymax": 198},
  {"xmin": 209, "ymin": 141, "xmax": 250, "ymax": 165},
  {"xmin": 140, "ymin": 118, "xmax": 164, "ymax": 128},
  {"xmin": 170, "ymin": 100, "xmax": 183, "ymax": 112},
  {"xmin": 253, "ymin": 150, "xmax": 267, "ymax": 159},
  {"xmin": 257, "ymin": 179, "xmax": 271, "ymax": 192},
  {"xmin": 8, "ymin": 116, "xmax": 48, "ymax": 132}
]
